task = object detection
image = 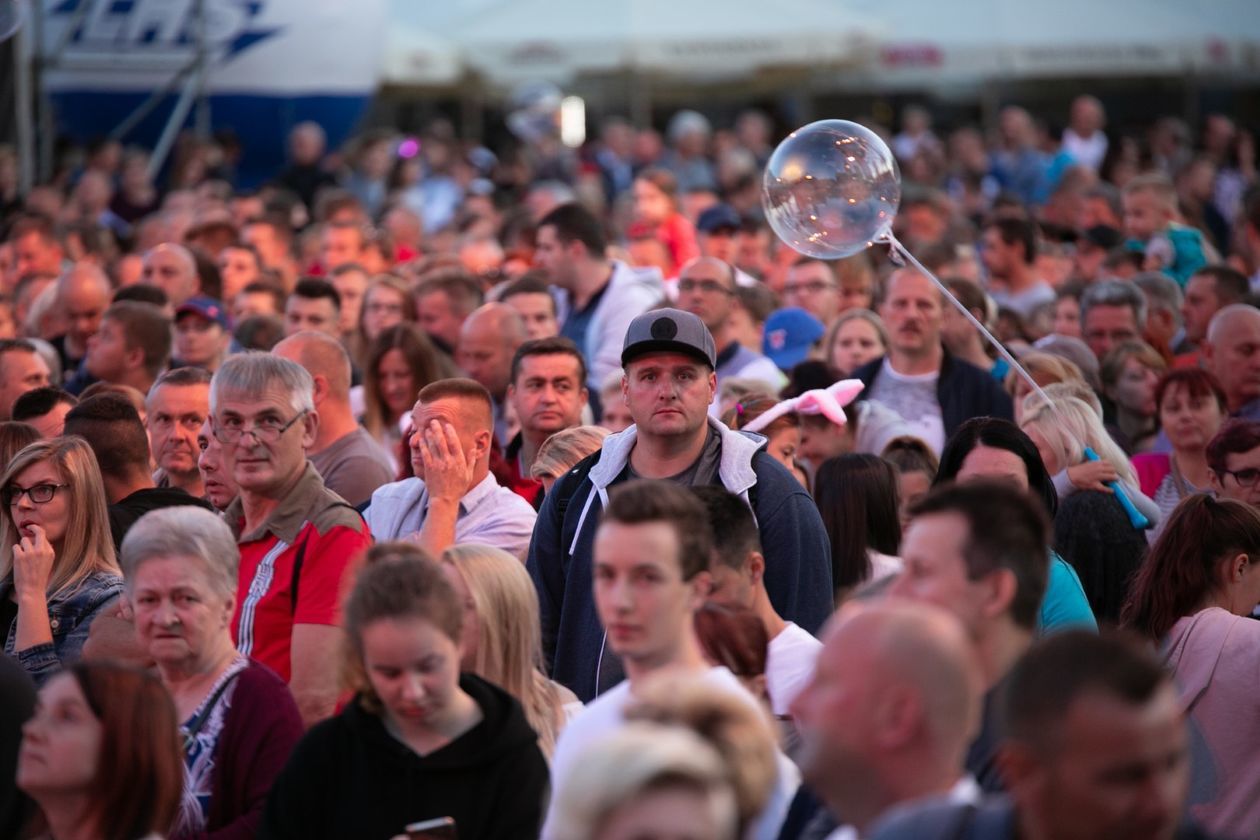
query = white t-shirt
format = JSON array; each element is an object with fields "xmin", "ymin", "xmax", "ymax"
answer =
[
  {"xmin": 866, "ymin": 360, "xmax": 946, "ymax": 455},
  {"xmin": 766, "ymin": 623, "xmax": 822, "ymax": 717},
  {"xmin": 544, "ymin": 666, "xmax": 800, "ymax": 840}
]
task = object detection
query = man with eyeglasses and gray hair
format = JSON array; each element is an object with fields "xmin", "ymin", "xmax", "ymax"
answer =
[{"xmin": 210, "ymin": 352, "xmax": 371, "ymax": 726}]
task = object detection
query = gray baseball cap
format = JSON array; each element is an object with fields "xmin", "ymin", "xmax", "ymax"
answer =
[{"xmin": 621, "ymin": 308, "xmax": 717, "ymax": 369}]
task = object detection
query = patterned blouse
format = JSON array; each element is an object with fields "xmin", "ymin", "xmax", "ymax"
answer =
[{"xmin": 174, "ymin": 654, "xmax": 250, "ymax": 835}]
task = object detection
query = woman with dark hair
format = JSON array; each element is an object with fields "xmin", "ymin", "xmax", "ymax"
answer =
[
  {"xmin": 813, "ymin": 454, "xmax": 902, "ymax": 602},
  {"xmin": 935, "ymin": 418, "xmax": 1097, "ymax": 632},
  {"xmin": 1132, "ymin": 369, "xmax": 1226, "ymax": 524},
  {"xmin": 16, "ymin": 661, "xmax": 183, "ymax": 840},
  {"xmin": 261, "ymin": 543, "xmax": 548, "ymax": 840},
  {"xmin": 1120, "ymin": 495, "xmax": 1260, "ymax": 839},
  {"xmin": 361, "ymin": 323, "xmax": 444, "ymax": 472},
  {"xmin": 881, "ymin": 435, "xmax": 939, "ymax": 526},
  {"xmin": 694, "ymin": 601, "xmax": 770, "ymax": 708},
  {"xmin": 1207, "ymin": 419, "xmax": 1260, "ymax": 509}
]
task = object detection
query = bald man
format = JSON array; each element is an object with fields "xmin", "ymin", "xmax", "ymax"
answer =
[
  {"xmin": 1203, "ymin": 304, "xmax": 1260, "ymax": 421},
  {"xmin": 273, "ymin": 331, "xmax": 393, "ymax": 507},
  {"xmin": 456, "ymin": 302, "xmax": 528, "ymax": 445},
  {"xmin": 677, "ymin": 257, "xmax": 785, "ymax": 411},
  {"xmin": 141, "ymin": 243, "xmax": 200, "ymax": 306},
  {"xmin": 791, "ymin": 601, "xmax": 984, "ymax": 838},
  {"xmin": 51, "ymin": 264, "xmax": 111, "ymax": 374},
  {"xmin": 364, "ymin": 378, "xmax": 537, "ymax": 559}
]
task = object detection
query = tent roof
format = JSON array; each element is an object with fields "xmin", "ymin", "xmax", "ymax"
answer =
[{"xmin": 446, "ymin": 0, "xmax": 873, "ymax": 84}]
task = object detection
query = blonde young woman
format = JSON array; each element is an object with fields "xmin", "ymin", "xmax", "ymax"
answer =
[
  {"xmin": 441, "ymin": 543, "xmax": 580, "ymax": 758},
  {"xmin": 1020, "ymin": 395, "xmax": 1156, "ymax": 623},
  {"xmin": 0, "ymin": 437, "xmax": 122, "ymax": 683},
  {"xmin": 822, "ymin": 309, "xmax": 888, "ymax": 377}
]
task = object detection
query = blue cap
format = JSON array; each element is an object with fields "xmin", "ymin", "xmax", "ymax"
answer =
[
  {"xmin": 763, "ymin": 307, "xmax": 825, "ymax": 371},
  {"xmin": 696, "ymin": 203, "xmax": 742, "ymax": 234},
  {"xmin": 175, "ymin": 296, "xmax": 230, "ymax": 330}
]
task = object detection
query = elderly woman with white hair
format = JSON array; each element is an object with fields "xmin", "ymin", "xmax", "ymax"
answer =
[{"xmin": 121, "ymin": 506, "xmax": 303, "ymax": 839}]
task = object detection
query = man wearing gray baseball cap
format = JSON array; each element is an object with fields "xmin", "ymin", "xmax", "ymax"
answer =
[{"xmin": 527, "ymin": 307, "xmax": 833, "ymax": 702}]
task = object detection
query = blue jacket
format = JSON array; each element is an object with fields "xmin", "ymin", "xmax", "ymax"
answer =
[
  {"xmin": 852, "ymin": 352, "xmax": 1014, "ymax": 441},
  {"xmin": 2, "ymin": 571, "xmax": 123, "ymax": 685},
  {"xmin": 527, "ymin": 418, "xmax": 833, "ymax": 702}
]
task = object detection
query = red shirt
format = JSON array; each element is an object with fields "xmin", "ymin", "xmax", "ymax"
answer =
[
  {"xmin": 228, "ymin": 464, "xmax": 371, "ymax": 681},
  {"xmin": 503, "ymin": 436, "xmax": 544, "ymax": 509}
]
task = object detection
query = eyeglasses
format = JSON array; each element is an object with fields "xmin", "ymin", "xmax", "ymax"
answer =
[
  {"xmin": 212, "ymin": 410, "xmax": 307, "ymax": 444},
  {"xmin": 1218, "ymin": 467, "xmax": 1260, "ymax": 488},
  {"xmin": 3, "ymin": 483, "xmax": 69, "ymax": 507},
  {"xmin": 677, "ymin": 279, "xmax": 734, "ymax": 296}
]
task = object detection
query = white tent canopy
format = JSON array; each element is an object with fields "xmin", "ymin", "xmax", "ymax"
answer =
[
  {"xmin": 406, "ymin": 0, "xmax": 873, "ymax": 87},
  {"xmin": 838, "ymin": 0, "xmax": 1260, "ymax": 88},
  {"xmin": 382, "ymin": 0, "xmax": 1260, "ymax": 89}
]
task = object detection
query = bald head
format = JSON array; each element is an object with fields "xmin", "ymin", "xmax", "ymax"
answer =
[
  {"xmin": 456, "ymin": 302, "xmax": 528, "ymax": 400},
  {"xmin": 1205, "ymin": 304, "xmax": 1260, "ymax": 411},
  {"xmin": 57, "ymin": 263, "xmax": 113, "ymax": 355},
  {"xmin": 678, "ymin": 257, "xmax": 738, "ymax": 333},
  {"xmin": 834, "ymin": 601, "xmax": 981, "ymax": 757},
  {"xmin": 142, "ymin": 242, "xmax": 199, "ymax": 306},
  {"xmin": 791, "ymin": 601, "xmax": 982, "ymax": 830},
  {"xmin": 273, "ymin": 331, "xmax": 352, "ymax": 401},
  {"xmin": 680, "ymin": 256, "xmax": 735, "ymax": 286},
  {"xmin": 1206, "ymin": 303, "xmax": 1260, "ymax": 347}
]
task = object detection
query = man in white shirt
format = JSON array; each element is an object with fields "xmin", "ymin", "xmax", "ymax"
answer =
[
  {"xmin": 791, "ymin": 601, "xmax": 984, "ymax": 839},
  {"xmin": 364, "ymin": 378, "xmax": 537, "ymax": 559},
  {"xmin": 696, "ymin": 486, "xmax": 820, "ymax": 717},
  {"xmin": 1061, "ymin": 95, "xmax": 1108, "ymax": 172},
  {"xmin": 982, "ymin": 217, "xmax": 1056, "ymax": 319},
  {"xmin": 543, "ymin": 479, "xmax": 798, "ymax": 840}
]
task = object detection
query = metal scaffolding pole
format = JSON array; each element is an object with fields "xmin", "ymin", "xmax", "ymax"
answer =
[{"xmin": 14, "ymin": 0, "xmax": 34, "ymax": 195}]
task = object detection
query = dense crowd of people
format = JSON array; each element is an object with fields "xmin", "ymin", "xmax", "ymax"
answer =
[{"xmin": 0, "ymin": 92, "xmax": 1258, "ymax": 839}]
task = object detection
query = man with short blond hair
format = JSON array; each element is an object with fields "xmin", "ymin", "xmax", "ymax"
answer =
[{"xmin": 365, "ymin": 378, "xmax": 537, "ymax": 559}]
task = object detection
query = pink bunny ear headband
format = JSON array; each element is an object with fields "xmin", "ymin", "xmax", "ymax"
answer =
[{"xmin": 742, "ymin": 379, "xmax": 865, "ymax": 434}]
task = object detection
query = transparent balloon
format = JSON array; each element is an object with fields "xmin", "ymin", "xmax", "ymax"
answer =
[{"xmin": 762, "ymin": 119, "xmax": 901, "ymax": 260}]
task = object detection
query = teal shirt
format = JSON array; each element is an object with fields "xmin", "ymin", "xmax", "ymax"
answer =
[{"xmin": 1038, "ymin": 552, "xmax": 1098, "ymax": 634}]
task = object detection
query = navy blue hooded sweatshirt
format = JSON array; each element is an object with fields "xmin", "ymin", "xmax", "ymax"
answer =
[{"xmin": 527, "ymin": 419, "xmax": 833, "ymax": 702}]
